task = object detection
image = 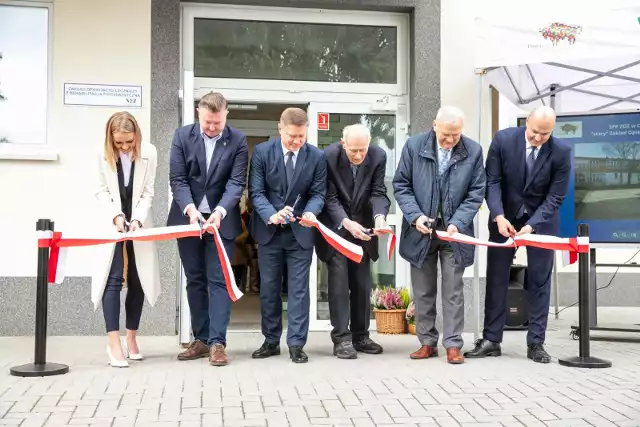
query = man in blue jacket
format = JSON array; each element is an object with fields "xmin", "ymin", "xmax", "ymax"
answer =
[
  {"xmin": 393, "ymin": 106, "xmax": 486, "ymax": 364},
  {"xmin": 465, "ymin": 106, "xmax": 570, "ymax": 363},
  {"xmin": 168, "ymin": 92, "xmax": 248, "ymax": 366},
  {"xmin": 248, "ymin": 108, "xmax": 327, "ymax": 364}
]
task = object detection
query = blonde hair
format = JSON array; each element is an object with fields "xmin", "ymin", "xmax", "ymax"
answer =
[{"xmin": 104, "ymin": 111, "xmax": 142, "ymax": 171}]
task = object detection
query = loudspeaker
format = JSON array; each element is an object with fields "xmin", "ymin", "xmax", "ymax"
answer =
[{"xmin": 505, "ymin": 264, "xmax": 529, "ymax": 330}]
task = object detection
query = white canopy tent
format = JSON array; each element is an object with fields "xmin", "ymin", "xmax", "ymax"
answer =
[
  {"xmin": 475, "ymin": 3, "xmax": 640, "ymax": 112},
  {"xmin": 469, "ymin": 2, "xmax": 640, "ymax": 338}
]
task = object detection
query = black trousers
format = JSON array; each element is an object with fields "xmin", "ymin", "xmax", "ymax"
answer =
[
  {"xmin": 102, "ymin": 241, "xmax": 145, "ymax": 333},
  {"xmin": 327, "ymin": 250, "xmax": 372, "ymax": 344}
]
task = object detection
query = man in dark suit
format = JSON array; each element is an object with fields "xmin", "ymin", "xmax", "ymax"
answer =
[
  {"xmin": 465, "ymin": 106, "xmax": 571, "ymax": 363},
  {"xmin": 248, "ymin": 107, "xmax": 327, "ymax": 363},
  {"xmin": 316, "ymin": 124, "xmax": 390, "ymax": 359},
  {"xmin": 168, "ymin": 92, "xmax": 248, "ymax": 366}
]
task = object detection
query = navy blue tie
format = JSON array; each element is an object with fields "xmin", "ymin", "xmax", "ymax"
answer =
[
  {"xmin": 285, "ymin": 151, "xmax": 294, "ymax": 189},
  {"xmin": 350, "ymin": 163, "xmax": 358, "ymax": 180},
  {"xmin": 526, "ymin": 147, "xmax": 537, "ymax": 180}
]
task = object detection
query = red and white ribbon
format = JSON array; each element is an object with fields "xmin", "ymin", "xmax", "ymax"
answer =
[
  {"xmin": 37, "ymin": 224, "xmax": 243, "ymax": 302},
  {"xmin": 373, "ymin": 227, "xmax": 396, "ymax": 261},
  {"xmin": 299, "ymin": 218, "xmax": 364, "ymax": 263},
  {"xmin": 435, "ymin": 231, "xmax": 589, "ymax": 254}
]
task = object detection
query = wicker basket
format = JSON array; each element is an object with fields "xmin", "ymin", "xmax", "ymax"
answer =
[
  {"xmin": 374, "ymin": 309, "xmax": 407, "ymax": 334},
  {"xmin": 407, "ymin": 323, "xmax": 416, "ymax": 335}
]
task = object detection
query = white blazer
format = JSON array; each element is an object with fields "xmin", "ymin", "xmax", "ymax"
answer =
[{"xmin": 91, "ymin": 143, "xmax": 161, "ymax": 310}]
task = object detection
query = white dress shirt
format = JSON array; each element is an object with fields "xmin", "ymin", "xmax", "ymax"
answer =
[
  {"xmin": 525, "ymin": 135, "xmax": 540, "ymax": 160},
  {"xmin": 119, "ymin": 151, "xmax": 133, "ymax": 186},
  {"xmin": 282, "ymin": 142, "xmax": 298, "ymax": 168}
]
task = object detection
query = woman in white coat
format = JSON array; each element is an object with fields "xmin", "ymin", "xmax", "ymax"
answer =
[{"xmin": 93, "ymin": 111, "xmax": 160, "ymax": 368}]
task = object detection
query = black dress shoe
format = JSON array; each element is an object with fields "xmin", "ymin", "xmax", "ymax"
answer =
[
  {"xmin": 333, "ymin": 341, "xmax": 357, "ymax": 359},
  {"xmin": 527, "ymin": 343, "xmax": 551, "ymax": 363},
  {"xmin": 463, "ymin": 339, "xmax": 502, "ymax": 358},
  {"xmin": 353, "ymin": 338, "xmax": 383, "ymax": 354},
  {"xmin": 289, "ymin": 346, "xmax": 308, "ymax": 363},
  {"xmin": 251, "ymin": 342, "xmax": 280, "ymax": 359}
]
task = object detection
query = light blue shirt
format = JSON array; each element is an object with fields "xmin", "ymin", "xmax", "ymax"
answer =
[
  {"xmin": 197, "ymin": 131, "xmax": 222, "ymax": 214},
  {"xmin": 183, "ymin": 129, "xmax": 227, "ymax": 218}
]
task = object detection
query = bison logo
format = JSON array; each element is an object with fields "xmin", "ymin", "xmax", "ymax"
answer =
[
  {"xmin": 539, "ymin": 22, "xmax": 582, "ymax": 46},
  {"xmin": 561, "ymin": 123, "xmax": 578, "ymax": 134}
]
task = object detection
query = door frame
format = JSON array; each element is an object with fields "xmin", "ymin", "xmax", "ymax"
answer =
[
  {"xmin": 178, "ymin": 2, "xmax": 411, "ymax": 341},
  {"xmin": 180, "ymin": 2, "xmax": 410, "ymax": 98},
  {"xmin": 178, "ymin": 74, "xmax": 410, "ymax": 340},
  {"xmin": 306, "ymin": 100, "xmax": 409, "ymax": 331}
]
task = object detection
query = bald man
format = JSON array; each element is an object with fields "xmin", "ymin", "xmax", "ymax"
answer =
[{"xmin": 465, "ymin": 106, "xmax": 571, "ymax": 363}]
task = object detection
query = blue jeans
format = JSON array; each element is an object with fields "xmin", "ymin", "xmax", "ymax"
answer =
[
  {"xmin": 177, "ymin": 232, "xmax": 235, "ymax": 347},
  {"xmin": 102, "ymin": 241, "xmax": 145, "ymax": 333}
]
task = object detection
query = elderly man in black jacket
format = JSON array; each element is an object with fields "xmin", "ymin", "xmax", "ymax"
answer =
[
  {"xmin": 316, "ymin": 123, "xmax": 391, "ymax": 359},
  {"xmin": 393, "ymin": 106, "xmax": 486, "ymax": 364}
]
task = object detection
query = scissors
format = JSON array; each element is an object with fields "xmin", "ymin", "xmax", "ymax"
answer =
[
  {"xmin": 197, "ymin": 215, "xmax": 206, "ymax": 238},
  {"xmin": 284, "ymin": 194, "xmax": 301, "ymax": 224}
]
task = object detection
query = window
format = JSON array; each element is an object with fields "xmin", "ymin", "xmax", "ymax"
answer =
[
  {"xmin": 194, "ymin": 19, "xmax": 397, "ymax": 84},
  {"xmin": 315, "ymin": 112, "xmax": 397, "ymax": 213},
  {"xmin": 0, "ymin": 2, "xmax": 49, "ymax": 145}
]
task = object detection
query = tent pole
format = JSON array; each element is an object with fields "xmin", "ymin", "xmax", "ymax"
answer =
[
  {"xmin": 473, "ymin": 70, "xmax": 485, "ymax": 341},
  {"xmin": 550, "ymin": 84, "xmax": 560, "ymax": 319}
]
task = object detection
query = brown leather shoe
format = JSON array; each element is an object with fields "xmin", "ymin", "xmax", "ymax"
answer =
[
  {"xmin": 446, "ymin": 347, "xmax": 464, "ymax": 364},
  {"xmin": 410, "ymin": 345, "xmax": 438, "ymax": 359},
  {"xmin": 209, "ymin": 344, "xmax": 228, "ymax": 366},
  {"xmin": 177, "ymin": 340, "xmax": 209, "ymax": 361}
]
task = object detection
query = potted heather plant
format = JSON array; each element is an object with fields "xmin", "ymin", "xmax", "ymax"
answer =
[
  {"xmin": 406, "ymin": 301, "xmax": 416, "ymax": 335},
  {"xmin": 371, "ymin": 286, "xmax": 410, "ymax": 334}
]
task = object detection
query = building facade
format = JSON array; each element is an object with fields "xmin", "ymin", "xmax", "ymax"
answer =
[
  {"xmin": 2, "ymin": 0, "xmax": 637, "ymax": 338},
  {"xmin": 0, "ymin": 0, "xmax": 443, "ymax": 336}
]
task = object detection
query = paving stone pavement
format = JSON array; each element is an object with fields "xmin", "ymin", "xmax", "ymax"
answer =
[{"xmin": 1, "ymin": 318, "xmax": 640, "ymax": 427}]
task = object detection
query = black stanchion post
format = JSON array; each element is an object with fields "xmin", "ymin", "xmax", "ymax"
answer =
[
  {"xmin": 10, "ymin": 219, "xmax": 69, "ymax": 377},
  {"xmin": 559, "ymin": 223, "xmax": 611, "ymax": 369}
]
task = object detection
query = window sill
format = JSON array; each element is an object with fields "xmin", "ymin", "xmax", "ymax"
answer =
[{"xmin": 0, "ymin": 144, "xmax": 59, "ymax": 161}]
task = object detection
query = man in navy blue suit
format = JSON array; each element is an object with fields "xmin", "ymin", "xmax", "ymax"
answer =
[
  {"xmin": 168, "ymin": 92, "xmax": 248, "ymax": 366},
  {"xmin": 248, "ymin": 107, "xmax": 327, "ymax": 363},
  {"xmin": 465, "ymin": 106, "xmax": 571, "ymax": 363}
]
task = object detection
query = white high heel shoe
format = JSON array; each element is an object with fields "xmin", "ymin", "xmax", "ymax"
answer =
[
  {"xmin": 123, "ymin": 340, "xmax": 143, "ymax": 361},
  {"xmin": 107, "ymin": 344, "xmax": 129, "ymax": 368}
]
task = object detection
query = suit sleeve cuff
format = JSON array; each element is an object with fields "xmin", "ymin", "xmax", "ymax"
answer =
[
  {"xmin": 183, "ymin": 203, "xmax": 196, "ymax": 216},
  {"xmin": 338, "ymin": 217, "xmax": 348, "ymax": 230},
  {"xmin": 214, "ymin": 206, "xmax": 227, "ymax": 219}
]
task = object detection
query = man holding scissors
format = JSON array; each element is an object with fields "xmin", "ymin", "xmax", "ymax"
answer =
[
  {"xmin": 248, "ymin": 107, "xmax": 327, "ymax": 363},
  {"xmin": 315, "ymin": 123, "xmax": 390, "ymax": 359},
  {"xmin": 393, "ymin": 106, "xmax": 485, "ymax": 364},
  {"xmin": 465, "ymin": 106, "xmax": 570, "ymax": 364},
  {"xmin": 168, "ymin": 92, "xmax": 248, "ymax": 366}
]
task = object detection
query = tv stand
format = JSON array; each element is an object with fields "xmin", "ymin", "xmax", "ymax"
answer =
[{"xmin": 570, "ymin": 248, "xmax": 640, "ymax": 341}]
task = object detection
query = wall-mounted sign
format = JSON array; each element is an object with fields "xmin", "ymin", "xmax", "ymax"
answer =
[
  {"xmin": 63, "ymin": 83, "xmax": 142, "ymax": 108},
  {"xmin": 318, "ymin": 112, "xmax": 330, "ymax": 130}
]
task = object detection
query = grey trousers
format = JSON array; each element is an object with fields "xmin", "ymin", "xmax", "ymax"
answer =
[{"xmin": 410, "ymin": 238, "xmax": 465, "ymax": 349}]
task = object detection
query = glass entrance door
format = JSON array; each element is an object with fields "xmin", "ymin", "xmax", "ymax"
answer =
[{"xmin": 306, "ymin": 101, "xmax": 409, "ymax": 331}]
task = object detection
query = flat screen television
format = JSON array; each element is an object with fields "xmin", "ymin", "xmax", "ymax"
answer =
[{"xmin": 516, "ymin": 111, "xmax": 640, "ymax": 244}]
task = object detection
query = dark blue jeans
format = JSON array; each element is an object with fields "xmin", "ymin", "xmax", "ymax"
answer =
[
  {"xmin": 177, "ymin": 232, "xmax": 235, "ymax": 347},
  {"xmin": 102, "ymin": 241, "xmax": 145, "ymax": 333}
]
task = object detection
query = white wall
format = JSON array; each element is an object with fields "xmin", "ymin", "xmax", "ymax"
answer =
[
  {"xmin": 441, "ymin": 0, "xmax": 640, "ymax": 276},
  {"xmin": 0, "ymin": 0, "xmax": 151, "ymax": 276},
  {"xmin": 441, "ymin": 0, "xmax": 493, "ymax": 278}
]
